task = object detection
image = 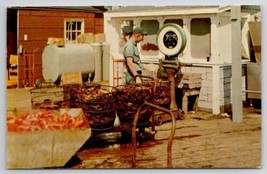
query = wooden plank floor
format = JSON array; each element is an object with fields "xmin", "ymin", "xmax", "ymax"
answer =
[
  {"xmin": 6, "ymin": 88, "xmax": 261, "ymax": 169},
  {"xmin": 75, "ymin": 108, "xmax": 261, "ymax": 169}
]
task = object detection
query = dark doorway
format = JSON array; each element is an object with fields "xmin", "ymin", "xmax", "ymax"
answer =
[{"xmin": 7, "ymin": 9, "xmax": 18, "ymax": 69}]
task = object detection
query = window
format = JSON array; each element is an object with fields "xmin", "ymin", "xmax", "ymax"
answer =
[
  {"xmin": 64, "ymin": 19, "xmax": 84, "ymax": 43},
  {"xmin": 141, "ymin": 20, "xmax": 159, "ymax": 35},
  {"xmin": 190, "ymin": 18, "xmax": 211, "ymax": 59},
  {"xmin": 140, "ymin": 20, "xmax": 160, "ymax": 53}
]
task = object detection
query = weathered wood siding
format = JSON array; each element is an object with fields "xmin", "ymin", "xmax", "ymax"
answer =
[{"xmin": 17, "ymin": 9, "xmax": 104, "ymax": 87}]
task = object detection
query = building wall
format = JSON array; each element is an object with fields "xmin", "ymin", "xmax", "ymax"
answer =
[
  {"xmin": 181, "ymin": 64, "xmax": 246, "ymax": 112},
  {"xmin": 17, "ymin": 9, "xmax": 104, "ymax": 87},
  {"xmin": 104, "ymin": 6, "xmax": 259, "ymax": 113}
]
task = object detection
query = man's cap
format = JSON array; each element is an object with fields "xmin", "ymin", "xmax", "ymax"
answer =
[
  {"xmin": 122, "ymin": 26, "xmax": 133, "ymax": 34},
  {"xmin": 133, "ymin": 27, "xmax": 148, "ymax": 35}
]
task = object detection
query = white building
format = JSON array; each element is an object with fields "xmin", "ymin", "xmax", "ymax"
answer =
[{"xmin": 103, "ymin": 5, "xmax": 261, "ymax": 116}]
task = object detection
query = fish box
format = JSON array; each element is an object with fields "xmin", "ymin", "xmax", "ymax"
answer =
[{"xmin": 6, "ymin": 108, "xmax": 91, "ymax": 169}]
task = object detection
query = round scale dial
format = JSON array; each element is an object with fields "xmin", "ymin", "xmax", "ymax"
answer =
[
  {"xmin": 157, "ymin": 23, "xmax": 187, "ymax": 56},
  {"xmin": 163, "ymin": 31, "xmax": 178, "ymax": 49}
]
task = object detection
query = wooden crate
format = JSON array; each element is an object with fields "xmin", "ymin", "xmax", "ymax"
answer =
[
  {"xmin": 77, "ymin": 33, "xmax": 95, "ymax": 44},
  {"xmin": 61, "ymin": 72, "xmax": 83, "ymax": 85},
  {"xmin": 47, "ymin": 37, "xmax": 65, "ymax": 47},
  {"xmin": 94, "ymin": 33, "xmax": 106, "ymax": 43}
]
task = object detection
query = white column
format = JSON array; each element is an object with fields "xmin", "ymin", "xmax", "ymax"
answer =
[
  {"xmin": 91, "ymin": 43, "xmax": 103, "ymax": 82},
  {"xmin": 157, "ymin": 17, "xmax": 165, "ymax": 28},
  {"xmin": 182, "ymin": 17, "xmax": 191, "ymax": 61},
  {"xmin": 231, "ymin": 6, "xmax": 243, "ymax": 123},
  {"xmin": 212, "ymin": 65, "xmax": 221, "ymax": 115},
  {"xmin": 104, "ymin": 18, "xmax": 119, "ymax": 86},
  {"xmin": 134, "ymin": 19, "xmax": 141, "ymax": 28},
  {"xmin": 102, "ymin": 43, "xmax": 110, "ymax": 82},
  {"xmin": 210, "ymin": 16, "xmax": 220, "ymax": 63}
]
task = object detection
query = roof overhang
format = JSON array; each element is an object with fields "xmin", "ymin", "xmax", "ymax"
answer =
[{"xmin": 104, "ymin": 6, "xmax": 232, "ymax": 19}]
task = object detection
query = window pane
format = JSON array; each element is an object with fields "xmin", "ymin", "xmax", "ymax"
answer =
[
  {"xmin": 71, "ymin": 22, "xmax": 76, "ymax": 30},
  {"xmin": 191, "ymin": 18, "xmax": 211, "ymax": 59},
  {"xmin": 77, "ymin": 22, "xmax": 81, "ymax": 30},
  {"xmin": 140, "ymin": 20, "xmax": 159, "ymax": 53},
  {"xmin": 71, "ymin": 32, "xmax": 76, "ymax": 40},
  {"xmin": 141, "ymin": 20, "xmax": 159, "ymax": 35},
  {"xmin": 66, "ymin": 31, "xmax": 70, "ymax": 41}
]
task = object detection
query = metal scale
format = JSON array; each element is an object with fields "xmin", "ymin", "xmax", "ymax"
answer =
[
  {"xmin": 154, "ymin": 23, "xmax": 187, "ymax": 124},
  {"xmin": 132, "ymin": 23, "xmax": 187, "ymax": 168}
]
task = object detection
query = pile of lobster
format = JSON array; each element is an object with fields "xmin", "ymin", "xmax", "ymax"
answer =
[{"xmin": 7, "ymin": 110, "xmax": 88, "ymax": 132}]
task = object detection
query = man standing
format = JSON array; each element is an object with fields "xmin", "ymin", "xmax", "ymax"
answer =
[{"xmin": 124, "ymin": 27, "xmax": 147, "ymax": 84}]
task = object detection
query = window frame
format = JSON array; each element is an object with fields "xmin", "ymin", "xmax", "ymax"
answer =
[{"xmin": 64, "ymin": 19, "xmax": 85, "ymax": 43}]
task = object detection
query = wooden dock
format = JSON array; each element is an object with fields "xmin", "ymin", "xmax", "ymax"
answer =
[
  {"xmin": 6, "ymin": 88, "xmax": 261, "ymax": 169},
  {"xmin": 76, "ymin": 108, "xmax": 261, "ymax": 169}
]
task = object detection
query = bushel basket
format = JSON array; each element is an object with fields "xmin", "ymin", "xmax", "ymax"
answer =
[
  {"xmin": 64, "ymin": 83, "xmax": 117, "ymax": 130},
  {"xmin": 115, "ymin": 83, "xmax": 154, "ymax": 125},
  {"xmin": 63, "ymin": 82, "xmax": 101, "ymax": 108}
]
